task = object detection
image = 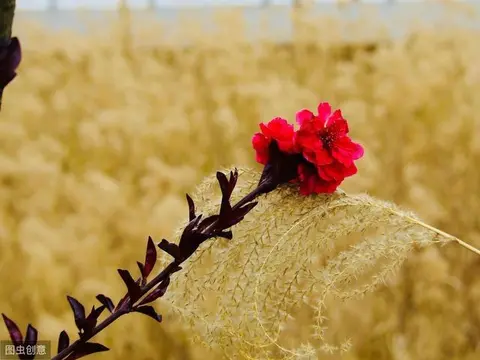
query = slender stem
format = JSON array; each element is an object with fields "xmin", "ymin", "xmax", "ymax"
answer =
[
  {"xmin": 232, "ymin": 183, "xmax": 269, "ymax": 211},
  {"xmin": 51, "ymin": 182, "xmax": 266, "ymax": 360},
  {"xmin": 0, "ymin": 0, "xmax": 14, "ymax": 41},
  {"xmin": 388, "ymin": 208, "xmax": 480, "ymax": 257},
  {"xmin": 0, "ymin": 0, "xmax": 16, "ymax": 109},
  {"xmin": 338, "ymin": 186, "xmax": 480, "ymax": 257}
]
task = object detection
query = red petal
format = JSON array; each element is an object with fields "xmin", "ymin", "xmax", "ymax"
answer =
[
  {"xmin": 313, "ymin": 148, "xmax": 333, "ymax": 165},
  {"xmin": 343, "ymin": 163, "xmax": 358, "ymax": 177},
  {"xmin": 301, "ymin": 149, "xmax": 316, "ymax": 164},
  {"xmin": 296, "ymin": 109, "xmax": 314, "ymax": 127},
  {"xmin": 252, "ymin": 133, "xmax": 270, "ymax": 165},
  {"xmin": 351, "ymin": 142, "xmax": 364, "ymax": 160},
  {"xmin": 327, "ymin": 113, "xmax": 349, "ymax": 136},
  {"xmin": 259, "ymin": 122, "xmax": 271, "ymax": 137},
  {"xmin": 332, "ymin": 137, "xmax": 363, "ymax": 165},
  {"xmin": 297, "ymin": 163, "xmax": 342, "ymax": 195},
  {"xmin": 317, "ymin": 102, "xmax": 332, "ymax": 125},
  {"xmin": 267, "ymin": 117, "xmax": 292, "ymax": 134},
  {"xmin": 318, "ymin": 163, "xmax": 346, "ymax": 182},
  {"xmin": 263, "ymin": 117, "xmax": 296, "ymax": 153},
  {"xmin": 297, "ymin": 164, "xmax": 317, "ymax": 195},
  {"xmin": 314, "ymin": 179, "xmax": 340, "ymax": 194},
  {"xmin": 276, "ymin": 139, "xmax": 295, "ymax": 153},
  {"xmin": 295, "ymin": 128, "xmax": 318, "ymax": 149}
]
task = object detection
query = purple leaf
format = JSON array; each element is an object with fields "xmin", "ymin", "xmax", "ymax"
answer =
[
  {"xmin": 114, "ymin": 293, "xmax": 131, "ymax": 312},
  {"xmin": 1, "ymin": 314, "xmax": 23, "ymax": 346},
  {"xmin": 58, "ymin": 330, "xmax": 70, "ymax": 353},
  {"xmin": 87, "ymin": 305, "xmax": 105, "ymax": 321},
  {"xmin": 216, "ymin": 171, "xmax": 233, "ymax": 218},
  {"xmin": 183, "ymin": 214, "xmax": 203, "ymax": 233},
  {"xmin": 0, "ymin": 37, "xmax": 22, "ymax": 90},
  {"xmin": 138, "ymin": 277, "xmax": 171, "ymax": 306},
  {"xmin": 64, "ymin": 342, "xmax": 109, "ymax": 360},
  {"xmin": 158, "ymin": 239, "xmax": 181, "ymax": 260},
  {"xmin": 186, "ymin": 194, "xmax": 196, "ymax": 221},
  {"xmin": 134, "ymin": 306, "xmax": 162, "ymax": 322},
  {"xmin": 229, "ymin": 169, "xmax": 239, "ymax": 188},
  {"xmin": 21, "ymin": 324, "xmax": 38, "ymax": 360},
  {"xmin": 143, "ymin": 236, "xmax": 157, "ymax": 279},
  {"xmin": 23, "ymin": 324, "xmax": 38, "ymax": 345},
  {"xmin": 96, "ymin": 294, "xmax": 115, "ymax": 313},
  {"xmin": 226, "ymin": 202, "xmax": 258, "ymax": 228},
  {"xmin": 117, "ymin": 269, "xmax": 142, "ymax": 303},
  {"xmin": 197, "ymin": 214, "xmax": 219, "ymax": 231},
  {"xmin": 83, "ymin": 305, "xmax": 105, "ymax": 335},
  {"xmin": 136, "ymin": 261, "xmax": 145, "ymax": 285},
  {"xmin": 113, "ymin": 277, "xmax": 140, "ymax": 311},
  {"xmin": 66, "ymin": 296, "xmax": 86, "ymax": 333}
]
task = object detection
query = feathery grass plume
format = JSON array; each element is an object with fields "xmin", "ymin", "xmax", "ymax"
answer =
[{"xmin": 164, "ymin": 167, "xmax": 458, "ymax": 359}]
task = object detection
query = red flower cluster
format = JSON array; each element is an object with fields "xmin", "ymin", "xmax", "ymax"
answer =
[{"xmin": 252, "ymin": 102, "xmax": 364, "ymax": 195}]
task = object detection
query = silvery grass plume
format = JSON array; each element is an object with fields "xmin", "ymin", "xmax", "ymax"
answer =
[
  {"xmin": 160, "ymin": 101, "xmax": 479, "ymax": 359},
  {"xmin": 162, "ymin": 167, "xmax": 473, "ymax": 360}
]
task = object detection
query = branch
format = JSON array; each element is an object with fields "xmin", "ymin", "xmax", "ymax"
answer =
[
  {"xmin": 0, "ymin": 0, "xmax": 15, "ymax": 41},
  {"xmin": 0, "ymin": 0, "xmax": 20, "ymax": 110},
  {"xmin": 2, "ymin": 153, "xmax": 297, "ymax": 360}
]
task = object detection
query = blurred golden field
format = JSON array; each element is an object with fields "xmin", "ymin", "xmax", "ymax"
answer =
[{"xmin": 1, "ymin": 3, "xmax": 480, "ymax": 360}]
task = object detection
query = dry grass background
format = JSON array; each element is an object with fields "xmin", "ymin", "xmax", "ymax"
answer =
[{"xmin": 1, "ymin": 3, "xmax": 480, "ymax": 360}]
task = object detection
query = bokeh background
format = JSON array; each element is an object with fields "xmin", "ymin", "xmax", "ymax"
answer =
[{"xmin": 1, "ymin": 0, "xmax": 480, "ymax": 359}]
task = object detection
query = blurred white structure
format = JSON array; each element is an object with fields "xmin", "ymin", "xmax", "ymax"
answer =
[{"xmin": 18, "ymin": 0, "xmax": 407, "ymax": 10}]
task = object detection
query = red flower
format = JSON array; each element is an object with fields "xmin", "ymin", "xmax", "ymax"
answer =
[
  {"xmin": 252, "ymin": 117, "xmax": 297, "ymax": 165},
  {"xmin": 252, "ymin": 102, "xmax": 364, "ymax": 196},
  {"xmin": 292, "ymin": 102, "xmax": 363, "ymax": 195},
  {"xmin": 295, "ymin": 102, "xmax": 364, "ymax": 167}
]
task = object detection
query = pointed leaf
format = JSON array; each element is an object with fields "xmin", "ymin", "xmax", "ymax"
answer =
[
  {"xmin": 227, "ymin": 202, "xmax": 258, "ymax": 228},
  {"xmin": 114, "ymin": 293, "xmax": 131, "ymax": 312},
  {"xmin": 183, "ymin": 214, "xmax": 203, "ymax": 233},
  {"xmin": 229, "ymin": 169, "xmax": 239, "ymax": 189},
  {"xmin": 134, "ymin": 306, "xmax": 162, "ymax": 322},
  {"xmin": 178, "ymin": 233, "xmax": 210, "ymax": 260},
  {"xmin": 216, "ymin": 170, "xmax": 228, "ymax": 187},
  {"xmin": 96, "ymin": 295, "xmax": 115, "ymax": 313},
  {"xmin": 58, "ymin": 330, "xmax": 70, "ymax": 353},
  {"xmin": 87, "ymin": 305, "xmax": 105, "ymax": 321},
  {"xmin": 138, "ymin": 277, "xmax": 171, "ymax": 306},
  {"xmin": 197, "ymin": 214, "xmax": 219, "ymax": 231},
  {"xmin": 66, "ymin": 296, "xmax": 86, "ymax": 332},
  {"xmin": 1, "ymin": 314, "xmax": 23, "ymax": 346},
  {"xmin": 226, "ymin": 169, "xmax": 239, "ymax": 200},
  {"xmin": 186, "ymin": 194, "xmax": 196, "ymax": 221},
  {"xmin": 23, "ymin": 324, "xmax": 38, "ymax": 345},
  {"xmin": 83, "ymin": 305, "xmax": 105, "ymax": 334},
  {"xmin": 143, "ymin": 236, "xmax": 157, "ymax": 279},
  {"xmin": 64, "ymin": 342, "xmax": 109, "ymax": 360},
  {"xmin": 158, "ymin": 239, "xmax": 181, "ymax": 260},
  {"xmin": 117, "ymin": 269, "xmax": 142, "ymax": 303},
  {"xmin": 136, "ymin": 261, "xmax": 145, "ymax": 284},
  {"xmin": 216, "ymin": 171, "xmax": 233, "ymax": 218},
  {"xmin": 0, "ymin": 38, "xmax": 22, "ymax": 90}
]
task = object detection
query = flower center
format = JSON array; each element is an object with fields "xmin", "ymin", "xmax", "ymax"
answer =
[{"xmin": 319, "ymin": 129, "xmax": 335, "ymax": 148}]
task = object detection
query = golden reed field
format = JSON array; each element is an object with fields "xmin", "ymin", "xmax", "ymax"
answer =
[{"xmin": 1, "ymin": 3, "xmax": 480, "ymax": 360}]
